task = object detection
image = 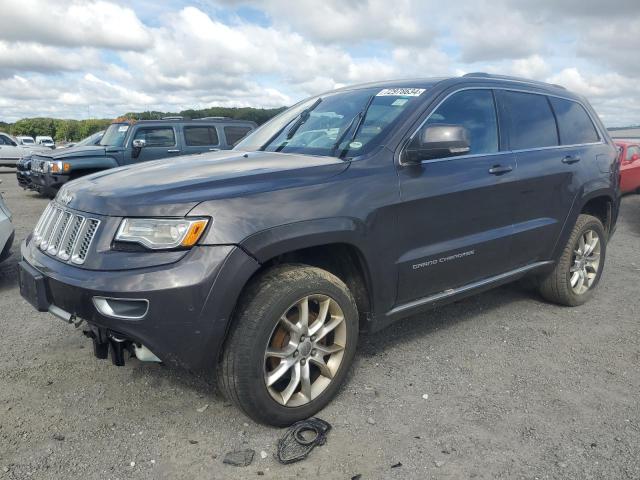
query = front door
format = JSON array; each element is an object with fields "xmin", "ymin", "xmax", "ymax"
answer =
[
  {"xmin": 126, "ymin": 126, "xmax": 182, "ymax": 164},
  {"xmin": 395, "ymin": 88, "xmax": 518, "ymax": 305}
]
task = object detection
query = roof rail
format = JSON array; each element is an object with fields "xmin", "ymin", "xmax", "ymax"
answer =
[
  {"xmin": 161, "ymin": 116, "xmax": 184, "ymax": 120},
  {"xmin": 198, "ymin": 116, "xmax": 231, "ymax": 120},
  {"xmin": 463, "ymin": 72, "xmax": 491, "ymax": 77},
  {"xmin": 461, "ymin": 72, "xmax": 566, "ymax": 90}
]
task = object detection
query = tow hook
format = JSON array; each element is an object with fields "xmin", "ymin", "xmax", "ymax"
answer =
[
  {"xmin": 108, "ymin": 335, "xmax": 127, "ymax": 366},
  {"xmin": 82, "ymin": 328, "xmax": 161, "ymax": 366}
]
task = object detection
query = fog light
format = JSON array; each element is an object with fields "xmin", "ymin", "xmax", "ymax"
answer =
[{"xmin": 92, "ymin": 297, "xmax": 149, "ymax": 320}]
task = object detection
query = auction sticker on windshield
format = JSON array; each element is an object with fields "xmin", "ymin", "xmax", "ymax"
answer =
[
  {"xmin": 377, "ymin": 88, "xmax": 425, "ymax": 97},
  {"xmin": 118, "ymin": 125, "xmax": 129, "ymax": 132}
]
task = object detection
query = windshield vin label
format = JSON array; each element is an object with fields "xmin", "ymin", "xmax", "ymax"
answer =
[
  {"xmin": 413, "ymin": 250, "xmax": 475, "ymax": 270},
  {"xmin": 377, "ymin": 88, "xmax": 425, "ymax": 97}
]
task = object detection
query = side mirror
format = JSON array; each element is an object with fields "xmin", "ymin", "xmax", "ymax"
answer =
[
  {"xmin": 404, "ymin": 124, "xmax": 470, "ymax": 164},
  {"xmin": 131, "ymin": 138, "xmax": 145, "ymax": 158}
]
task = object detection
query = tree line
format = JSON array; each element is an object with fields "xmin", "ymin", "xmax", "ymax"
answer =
[{"xmin": 3, "ymin": 106, "xmax": 286, "ymax": 142}]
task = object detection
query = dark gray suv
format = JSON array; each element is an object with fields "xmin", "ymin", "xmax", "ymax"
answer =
[
  {"xmin": 29, "ymin": 117, "xmax": 257, "ymax": 198},
  {"xmin": 19, "ymin": 74, "xmax": 620, "ymax": 426}
]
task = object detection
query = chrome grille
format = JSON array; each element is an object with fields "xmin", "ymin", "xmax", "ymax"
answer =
[{"xmin": 32, "ymin": 202, "xmax": 100, "ymax": 265}]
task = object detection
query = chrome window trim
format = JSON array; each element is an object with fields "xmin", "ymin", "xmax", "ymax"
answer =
[{"xmin": 399, "ymin": 86, "xmax": 605, "ymax": 166}]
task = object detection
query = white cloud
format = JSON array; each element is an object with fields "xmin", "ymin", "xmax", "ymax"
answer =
[
  {"xmin": 221, "ymin": 0, "xmax": 430, "ymax": 45},
  {"xmin": 0, "ymin": 0, "xmax": 152, "ymax": 50},
  {"xmin": 0, "ymin": 0, "xmax": 638, "ymax": 126},
  {"xmin": 0, "ymin": 41, "xmax": 99, "ymax": 76}
]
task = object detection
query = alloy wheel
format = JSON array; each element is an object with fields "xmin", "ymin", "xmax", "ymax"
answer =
[
  {"xmin": 570, "ymin": 229, "xmax": 601, "ymax": 295},
  {"xmin": 264, "ymin": 295, "xmax": 347, "ymax": 407}
]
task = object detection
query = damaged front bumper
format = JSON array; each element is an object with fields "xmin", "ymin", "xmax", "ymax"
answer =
[{"xmin": 19, "ymin": 237, "xmax": 261, "ymax": 373}]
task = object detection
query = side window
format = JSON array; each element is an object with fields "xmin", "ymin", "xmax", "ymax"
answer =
[
  {"xmin": 549, "ymin": 97, "xmax": 599, "ymax": 145},
  {"xmin": 133, "ymin": 127, "xmax": 175, "ymax": 147},
  {"xmin": 184, "ymin": 126, "xmax": 219, "ymax": 146},
  {"xmin": 425, "ymin": 89, "xmax": 499, "ymax": 155},
  {"xmin": 224, "ymin": 126, "xmax": 253, "ymax": 146},
  {"xmin": 501, "ymin": 91, "xmax": 558, "ymax": 150},
  {"xmin": 626, "ymin": 146, "xmax": 640, "ymax": 161},
  {"xmin": 0, "ymin": 135, "xmax": 15, "ymax": 146}
]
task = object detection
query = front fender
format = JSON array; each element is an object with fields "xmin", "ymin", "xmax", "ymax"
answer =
[{"xmin": 240, "ymin": 217, "xmax": 367, "ymax": 262}]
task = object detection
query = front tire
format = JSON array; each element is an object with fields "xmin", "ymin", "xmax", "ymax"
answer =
[
  {"xmin": 538, "ymin": 214, "xmax": 606, "ymax": 306},
  {"xmin": 218, "ymin": 265, "xmax": 358, "ymax": 426}
]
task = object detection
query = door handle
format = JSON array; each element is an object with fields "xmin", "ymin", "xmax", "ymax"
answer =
[
  {"xmin": 167, "ymin": 149, "xmax": 180, "ymax": 153},
  {"xmin": 562, "ymin": 155, "xmax": 581, "ymax": 164},
  {"xmin": 488, "ymin": 165, "xmax": 513, "ymax": 175},
  {"xmin": 209, "ymin": 148, "xmax": 220, "ymax": 151}
]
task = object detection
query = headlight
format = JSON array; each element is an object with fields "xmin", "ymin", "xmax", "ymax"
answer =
[
  {"xmin": 48, "ymin": 161, "xmax": 71, "ymax": 174},
  {"xmin": 115, "ymin": 218, "xmax": 209, "ymax": 250}
]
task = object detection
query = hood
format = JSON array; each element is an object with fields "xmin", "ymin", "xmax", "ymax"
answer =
[
  {"xmin": 60, "ymin": 150, "xmax": 349, "ymax": 217},
  {"xmin": 35, "ymin": 145, "xmax": 107, "ymax": 159}
]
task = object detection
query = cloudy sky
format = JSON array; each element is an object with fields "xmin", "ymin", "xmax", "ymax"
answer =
[{"xmin": 0, "ymin": 0, "xmax": 638, "ymax": 126}]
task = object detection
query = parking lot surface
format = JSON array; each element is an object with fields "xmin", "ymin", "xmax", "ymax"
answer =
[{"xmin": 0, "ymin": 167, "xmax": 639, "ymax": 479}]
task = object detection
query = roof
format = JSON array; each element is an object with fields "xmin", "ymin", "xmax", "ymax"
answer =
[
  {"xmin": 134, "ymin": 118, "xmax": 257, "ymax": 125},
  {"xmin": 329, "ymin": 73, "xmax": 575, "ymax": 98}
]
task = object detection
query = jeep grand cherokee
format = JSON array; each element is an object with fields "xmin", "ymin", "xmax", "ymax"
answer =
[{"xmin": 19, "ymin": 74, "xmax": 620, "ymax": 426}]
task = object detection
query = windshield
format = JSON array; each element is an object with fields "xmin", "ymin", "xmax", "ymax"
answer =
[
  {"xmin": 77, "ymin": 131, "xmax": 104, "ymax": 147},
  {"xmin": 21, "ymin": 138, "xmax": 34, "ymax": 144},
  {"xmin": 100, "ymin": 123, "xmax": 130, "ymax": 147},
  {"xmin": 236, "ymin": 87, "xmax": 425, "ymax": 158}
]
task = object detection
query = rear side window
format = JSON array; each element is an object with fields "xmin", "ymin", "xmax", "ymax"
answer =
[
  {"xmin": 549, "ymin": 97, "xmax": 599, "ymax": 145},
  {"xmin": 224, "ymin": 126, "xmax": 253, "ymax": 146},
  {"xmin": 425, "ymin": 89, "xmax": 499, "ymax": 155},
  {"xmin": 501, "ymin": 91, "xmax": 558, "ymax": 150},
  {"xmin": 184, "ymin": 126, "xmax": 219, "ymax": 146},
  {"xmin": 133, "ymin": 127, "xmax": 175, "ymax": 147}
]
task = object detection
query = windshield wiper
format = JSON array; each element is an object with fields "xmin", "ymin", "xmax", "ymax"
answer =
[
  {"xmin": 285, "ymin": 97, "xmax": 322, "ymax": 140},
  {"xmin": 330, "ymin": 94, "xmax": 375, "ymax": 158},
  {"xmin": 261, "ymin": 98, "xmax": 323, "ymax": 152}
]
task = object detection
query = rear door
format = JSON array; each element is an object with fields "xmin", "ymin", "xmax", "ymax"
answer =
[
  {"xmin": 620, "ymin": 144, "xmax": 640, "ymax": 193},
  {"xmin": 500, "ymin": 91, "xmax": 599, "ymax": 267},
  {"xmin": 395, "ymin": 88, "xmax": 518, "ymax": 304},
  {"xmin": 182, "ymin": 125, "xmax": 221, "ymax": 155},
  {"xmin": 127, "ymin": 126, "xmax": 182, "ymax": 164}
]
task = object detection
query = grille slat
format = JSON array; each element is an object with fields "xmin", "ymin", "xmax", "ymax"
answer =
[{"xmin": 32, "ymin": 202, "xmax": 100, "ymax": 266}]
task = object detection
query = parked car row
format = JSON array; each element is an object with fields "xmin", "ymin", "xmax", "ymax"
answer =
[{"xmin": 13, "ymin": 117, "xmax": 256, "ymax": 198}]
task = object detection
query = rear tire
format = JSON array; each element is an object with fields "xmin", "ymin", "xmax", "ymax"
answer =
[
  {"xmin": 538, "ymin": 214, "xmax": 606, "ymax": 306},
  {"xmin": 217, "ymin": 264, "xmax": 358, "ymax": 426}
]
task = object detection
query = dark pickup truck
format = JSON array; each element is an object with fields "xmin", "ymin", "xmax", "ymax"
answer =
[
  {"xmin": 29, "ymin": 117, "xmax": 256, "ymax": 197},
  {"xmin": 19, "ymin": 74, "xmax": 620, "ymax": 426}
]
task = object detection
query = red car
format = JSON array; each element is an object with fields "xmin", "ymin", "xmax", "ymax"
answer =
[{"xmin": 616, "ymin": 140, "xmax": 640, "ymax": 194}]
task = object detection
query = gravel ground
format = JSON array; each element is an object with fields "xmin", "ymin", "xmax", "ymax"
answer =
[{"xmin": 0, "ymin": 167, "xmax": 639, "ymax": 480}]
